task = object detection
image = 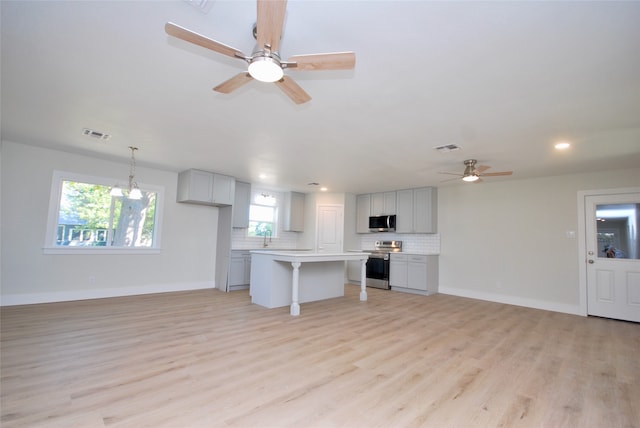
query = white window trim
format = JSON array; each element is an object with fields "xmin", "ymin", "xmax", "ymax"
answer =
[
  {"xmin": 43, "ymin": 170, "xmax": 164, "ymax": 255},
  {"xmin": 248, "ymin": 189, "xmax": 280, "ymax": 238}
]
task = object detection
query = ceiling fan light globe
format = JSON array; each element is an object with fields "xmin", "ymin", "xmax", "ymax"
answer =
[
  {"xmin": 462, "ymin": 174, "xmax": 479, "ymax": 182},
  {"xmin": 248, "ymin": 57, "xmax": 283, "ymax": 83}
]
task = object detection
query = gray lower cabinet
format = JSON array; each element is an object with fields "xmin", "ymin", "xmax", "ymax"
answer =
[
  {"xmin": 229, "ymin": 251, "xmax": 251, "ymax": 291},
  {"xmin": 389, "ymin": 253, "xmax": 438, "ymax": 294}
]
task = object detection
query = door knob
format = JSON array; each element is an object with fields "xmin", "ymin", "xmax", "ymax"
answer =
[{"xmin": 588, "ymin": 259, "xmax": 594, "ymax": 264}]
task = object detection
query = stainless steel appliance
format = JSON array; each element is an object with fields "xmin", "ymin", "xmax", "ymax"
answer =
[
  {"xmin": 365, "ymin": 240, "xmax": 402, "ymax": 289},
  {"xmin": 369, "ymin": 215, "xmax": 396, "ymax": 232}
]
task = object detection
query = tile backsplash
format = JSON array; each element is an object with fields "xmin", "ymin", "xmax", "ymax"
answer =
[{"xmin": 360, "ymin": 233, "xmax": 440, "ymax": 254}]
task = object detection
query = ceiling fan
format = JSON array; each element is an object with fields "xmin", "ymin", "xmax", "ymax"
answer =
[
  {"xmin": 165, "ymin": 0, "xmax": 355, "ymax": 104},
  {"xmin": 439, "ymin": 159, "xmax": 513, "ymax": 183}
]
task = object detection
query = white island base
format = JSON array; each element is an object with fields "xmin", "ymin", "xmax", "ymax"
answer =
[{"xmin": 249, "ymin": 251, "xmax": 369, "ymax": 316}]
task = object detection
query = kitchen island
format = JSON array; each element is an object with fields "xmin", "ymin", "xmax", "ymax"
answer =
[{"xmin": 249, "ymin": 251, "xmax": 370, "ymax": 316}]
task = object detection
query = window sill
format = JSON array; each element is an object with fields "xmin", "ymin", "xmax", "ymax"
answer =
[{"xmin": 43, "ymin": 247, "xmax": 161, "ymax": 255}]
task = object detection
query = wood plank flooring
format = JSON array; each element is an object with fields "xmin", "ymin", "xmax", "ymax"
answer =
[{"xmin": 1, "ymin": 286, "xmax": 639, "ymax": 427}]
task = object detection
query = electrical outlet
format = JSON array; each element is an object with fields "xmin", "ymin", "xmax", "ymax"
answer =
[{"xmin": 88, "ymin": 276, "xmax": 96, "ymax": 285}]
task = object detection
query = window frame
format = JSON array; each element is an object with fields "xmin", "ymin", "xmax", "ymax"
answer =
[
  {"xmin": 247, "ymin": 190, "xmax": 279, "ymax": 239},
  {"xmin": 44, "ymin": 170, "xmax": 164, "ymax": 255}
]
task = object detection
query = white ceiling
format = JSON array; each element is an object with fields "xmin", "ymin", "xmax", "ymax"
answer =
[{"xmin": 2, "ymin": 0, "xmax": 639, "ymax": 194}]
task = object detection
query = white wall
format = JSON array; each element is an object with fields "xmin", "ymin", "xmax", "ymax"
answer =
[
  {"xmin": 1, "ymin": 141, "xmax": 220, "ymax": 305},
  {"xmin": 437, "ymin": 168, "xmax": 640, "ymax": 314}
]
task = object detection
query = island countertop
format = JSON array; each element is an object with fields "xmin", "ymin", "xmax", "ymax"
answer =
[{"xmin": 250, "ymin": 250, "xmax": 369, "ymax": 262}]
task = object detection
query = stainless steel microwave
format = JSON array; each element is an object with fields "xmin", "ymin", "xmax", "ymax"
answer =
[{"xmin": 369, "ymin": 215, "xmax": 396, "ymax": 232}]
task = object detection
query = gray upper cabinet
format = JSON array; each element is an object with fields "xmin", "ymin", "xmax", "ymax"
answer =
[
  {"xmin": 395, "ymin": 189, "xmax": 414, "ymax": 233},
  {"xmin": 356, "ymin": 194, "xmax": 371, "ymax": 233},
  {"xmin": 283, "ymin": 191, "xmax": 305, "ymax": 232},
  {"xmin": 413, "ymin": 187, "xmax": 437, "ymax": 233},
  {"xmin": 177, "ymin": 169, "xmax": 235, "ymax": 206},
  {"xmin": 232, "ymin": 181, "xmax": 251, "ymax": 228},
  {"xmin": 395, "ymin": 187, "xmax": 437, "ymax": 233},
  {"xmin": 370, "ymin": 191, "xmax": 396, "ymax": 216}
]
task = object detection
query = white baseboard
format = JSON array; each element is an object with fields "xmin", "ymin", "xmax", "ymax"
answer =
[
  {"xmin": 0, "ymin": 281, "xmax": 217, "ymax": 306},
  {"xmin": 438, "ymin": 286, "xmax": 583, "ymax": 316}
]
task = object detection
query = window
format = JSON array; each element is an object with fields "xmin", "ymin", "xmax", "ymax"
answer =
[
  {"xmin": 248, "ymin": 192, "xmax": 278, "ymax": 238},
  {"xmin": 45, "ymin": 171, "xmax": 163, "ymax": 253}
]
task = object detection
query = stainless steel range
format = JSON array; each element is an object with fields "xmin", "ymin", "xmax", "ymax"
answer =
[{"xmin": 365, "ymin": 240, "xmax": 402, "ymax": 289}]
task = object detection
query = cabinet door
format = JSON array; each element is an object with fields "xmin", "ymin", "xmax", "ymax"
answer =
[
  {"xmin": 212, "ymin": 173, "xmax": 235, "ymax": 205},
  {"xmin": 395, "ymin": 189, "xmax": 414, "ymax": 233},
  {"xmin": 383, "ymin": 191, "xmax": 397, "ymax": 215},
  {"xmin": 356, "ymin": 194, "xmax": 371, "ymax": 233},
  {"xmin": 407, "ymin": 256, "xmax": 427, "ymax": 291},
  {"xmin": 177, "ymin": 169, "xmax": 213, "ymax": 203},
  {"xmin": 389, "ymin": 254, "xmax": 408, "ymax": 287},
  {"xmin": 413, "ymin": 187, "xmax": 437, "ymax": 233},
  {"xmin": 371, "ymin": 192, "xmax": 396, "ymax": 215},
  {"xmin": 389, "ymin": 261, "xmax": 407, "ymax": 287},
  {"xmin": 232, "ymin": 181, "xmax": 251, "ymax": 228},
  {"xmin": 229, "ymin": 257, "xmax": 247, "ymax": 286},
  {"xmin": 370, "ymin": 193, "xmax": 384, "ymax": 216}
]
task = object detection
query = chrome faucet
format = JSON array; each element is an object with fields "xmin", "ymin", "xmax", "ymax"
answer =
[{"xmin": 263, "ymin": 230, "xmax": 272, "ymax": 247}]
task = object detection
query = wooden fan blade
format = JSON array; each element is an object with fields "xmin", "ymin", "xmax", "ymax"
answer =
[
  {"xmin": 275, "ymin": 76, "xmax": 311, "ymax": 104},
  {"xmin": 165, "ymin": 22, "xmax": 245, "ymax": 60},
  {"xmin": 213, "ymin": 73, "xmax": 253, "ymax": 94},
  {"xmin": 475, "ymin": 165, "xmax": 491, "ymax": 173},
  {"xmin": 256, "ymin": 0, "xmax": 287, "ymax": 53},
  {"xmin": 287, "ymin": 52, "xmax": 356, "ymax": 71},
  {"xmin": 481, "ymin": 171, "xmax": 513, "ymax": 177}
]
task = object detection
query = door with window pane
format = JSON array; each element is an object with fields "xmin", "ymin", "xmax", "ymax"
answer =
[{"xmin": 585, "ymin": 192, "xmax": 640, "ymax": 322}]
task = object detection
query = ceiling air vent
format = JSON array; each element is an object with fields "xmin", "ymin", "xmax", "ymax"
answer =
[
  {"xmin": 434, "ymin": 144, "xmax": 462, "ymax": 153},
  {"xmin": 82, "ymin": 128, "xmax": 111, "ymax": 141}
]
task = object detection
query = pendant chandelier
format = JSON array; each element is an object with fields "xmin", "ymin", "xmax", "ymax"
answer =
[{"xmin": 110, "ymin": 146, "xmax": 142, "ymax": 199}]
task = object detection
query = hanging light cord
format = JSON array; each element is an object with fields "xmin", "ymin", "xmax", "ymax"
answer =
[{"xmin": 128, "ymin": 146, "xmax": 138, "ymax": 190}]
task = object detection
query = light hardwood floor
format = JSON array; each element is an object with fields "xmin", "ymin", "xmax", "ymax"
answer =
[{"xmin": 1, "ymin": 286, "xmax": 639, "ymax": 427}]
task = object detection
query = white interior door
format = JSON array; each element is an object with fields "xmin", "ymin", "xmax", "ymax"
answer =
[
  {"xmin": 316, "ymin": 204, "xmax": 344, "ymax": 253},
  {"xmin": 585, "ymin": 192, "xmax": 640, "ymax": 322}
]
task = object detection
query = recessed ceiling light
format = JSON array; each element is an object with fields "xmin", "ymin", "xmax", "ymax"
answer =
[
  {"xmin": 554, "ymin": 141, "xmax": 571, "ymax": 150},
  {"xmin": 320, "ymin": 187, "xmax": 328, "ymax": 192}
]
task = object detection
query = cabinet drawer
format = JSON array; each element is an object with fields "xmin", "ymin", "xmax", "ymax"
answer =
[
  {"xmin": 390, "ymin": 253, "xmax": 408, "ymax": 262},
  {"xmin": 408, "ymin": 255, "xmax": 427, "ymax": 263}
]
